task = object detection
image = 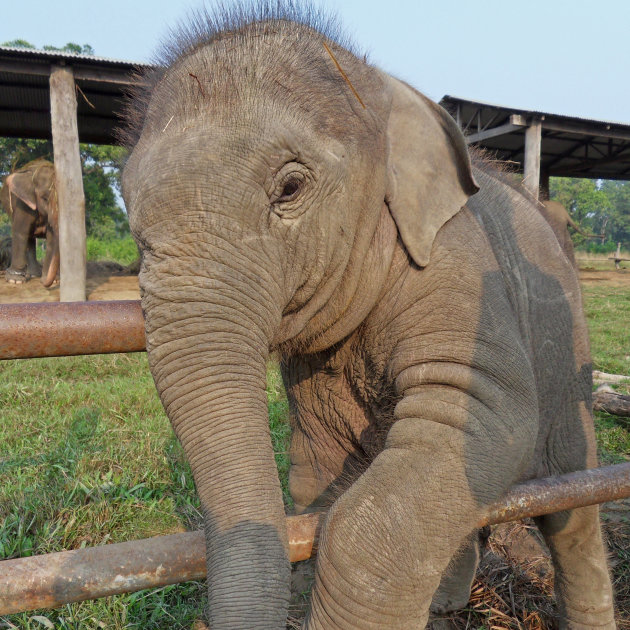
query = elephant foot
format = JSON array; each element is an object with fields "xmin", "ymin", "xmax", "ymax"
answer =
[{"xmin": 5, "ymin": 269, "xmax": 30, "ymax": 284}]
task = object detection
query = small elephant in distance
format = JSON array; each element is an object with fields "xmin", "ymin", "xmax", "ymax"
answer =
[
  {"xmin": 0, "ymin": 159, "xmax": 59, "ymax": 285},
  {"xmin": 121, "ymin": 5, "xmax": 616, "ymax": 629}
]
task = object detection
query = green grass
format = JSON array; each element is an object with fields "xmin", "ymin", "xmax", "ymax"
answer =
[
  {"xmin": 86, "ymin": 236, "xmax": 139, "ymax": 266},
  {"xmin": 582, "ymin": 285, "xmax": 630, "ymax": 378},
  {"xmin": 582, "ymin": 285, "xmax": 630, "ymax": 466},
  {"xmin": 1, "ymin": 287, "xmax": 628, "ymax": 628},
  {"xmin": 0, "ymin": 355, "xmax": 291, "ymax": 628}
]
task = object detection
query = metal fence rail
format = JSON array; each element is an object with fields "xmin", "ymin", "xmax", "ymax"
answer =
[
  {"xmin": 0, "ymin": 300, "xmax": 144, "ymax": 359},
  {"xmin": 1, "ymin": 300, "xmax": 629, "ymax": 615}
]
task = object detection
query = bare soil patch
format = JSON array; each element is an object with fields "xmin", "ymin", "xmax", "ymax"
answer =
[
  {"xmin": 579, "ymin": 267, "xmax": 630, "ymax": 288},
  {"xmin": 0, "ymin": 261, "xmax": 140, "ymax": 303}
]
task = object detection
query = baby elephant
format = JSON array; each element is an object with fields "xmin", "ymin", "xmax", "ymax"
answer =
[{"xmin": 121, "ymin": 6, "xmax": 615, "ymax": 629}]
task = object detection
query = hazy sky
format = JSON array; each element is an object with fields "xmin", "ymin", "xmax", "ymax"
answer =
[{"xmin": 2, "ymin": 0, "xmax": 628, "ymax": 123}]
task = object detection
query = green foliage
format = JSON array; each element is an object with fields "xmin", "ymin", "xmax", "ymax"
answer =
[
  {"xmin": 86, "ymin": 236, "xmax": 139, "ymax": 265},
  {"xmin": 43, "ymin": 43, "xmax": 95, "ymax": 56},
  {"xmin": 2, "ymin": 39, "xmax": 37, "ymax": 49},
  {"xmin": 1, "ymin": 39, "xmax": 94, "ymax": 56},
  {"xmin": 550, "ymin": 177, "xmax": 630, "ymax": 248},
  {"xmin": 0, "ymin": 137, "xmax": 53, "ymax": 175},
  {"xmin": 0, "ymin": 138, "xmax": 130, "ymax": 241}
]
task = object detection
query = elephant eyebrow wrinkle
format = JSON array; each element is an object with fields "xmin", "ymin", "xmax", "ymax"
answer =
[{"xmin": 322, "ymin": 41, "xmax": 366, "ymax": 110}]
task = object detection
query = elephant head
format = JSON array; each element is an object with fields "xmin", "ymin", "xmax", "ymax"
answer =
[
  {"xmin": 1, "ymin": 159, "xmax": 59, "ymax": 286},
  {"xmin": 122, "ymin": 10, "xmax": 477, "ymax": 629}
]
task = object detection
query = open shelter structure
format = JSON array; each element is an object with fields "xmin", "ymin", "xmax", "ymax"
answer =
[
  {"xmin": 2, "ymin": 46, "xmax": 630, "ymax": 300},
  {"xmin": 441, "ymin": 95, "xmax": 630, "ymax": 199},
  {"xmin": 0, "ymin": 46, "xmax": 146, "ymax": 301}
]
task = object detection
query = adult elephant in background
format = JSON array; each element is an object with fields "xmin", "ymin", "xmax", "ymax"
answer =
[
  {"xmin": 121, "ymin": 6, "xmax": 615, "ymax": 629},
  {"xmin": 541, "ymin": 199, "xmax": 603, "ymax": 266},
  {"xmin": 0, "ymin": 158, "xmax": 59, "ymax": 285}
]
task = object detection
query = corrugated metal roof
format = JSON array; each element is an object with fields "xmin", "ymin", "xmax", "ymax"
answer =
[
  {"xmin": 0, "ymin": 47, "xmax": 151, "ymax": 144},
  {"xmin": 0, "ymin": 45, "xmax": 149, "ymax": 68},
  {"xmin": 442, "ymin": 94, "xmax": 630, "ymax": 129}
]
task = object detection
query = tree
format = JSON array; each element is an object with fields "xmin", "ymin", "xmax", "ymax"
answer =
[
  {"xmin": 599, "ymin": 180, "xmax": 630, "ymax": 246},
  {"xmin": 549, "ymin": 177, "xmax": 615, "ymax": 247},
  {"xmin": 2, "ymin": 39, "xmax": 95, "ymax": 56}
]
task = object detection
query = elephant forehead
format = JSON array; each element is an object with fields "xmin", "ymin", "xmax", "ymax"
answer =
[{"xmin": 140, "ymin": 29, "xmax": 380, "ymax": 150}]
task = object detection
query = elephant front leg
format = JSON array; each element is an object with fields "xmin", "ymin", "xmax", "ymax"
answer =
[
  {"xmin": 26, "ymin": 234, "xmax": 42, "ymax": 279},
  {"xmin": 6, "ymin": 205, "xmax": 35, "ymax": 283},
  {"xmin": 289, "ymin": 424, "xmax": 361, "ymax": 514},
  {"xmin": 305, "ymin": 380, "xmax": 537, "ymax": 629}
]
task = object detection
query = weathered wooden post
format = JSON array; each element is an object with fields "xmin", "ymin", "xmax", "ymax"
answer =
[
  {"xmin": 49, "ymin": 64, "xmax": 86, "ymax": 302},
  {"xmin": 523, "ymin": 119, "xmax": 542, "ymax": 200}
]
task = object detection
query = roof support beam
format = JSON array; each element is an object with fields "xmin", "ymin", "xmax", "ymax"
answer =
[
  {"xmin": 50, "ymin": 65, "xmax": 86, "ymax": 302},
  {"xmin": 465, "ymin": 120, "xmax": 523, "ymax": 144},
  {"xmin": 523, "ymin": 120, "xmax": 542, "ymax": 199}
]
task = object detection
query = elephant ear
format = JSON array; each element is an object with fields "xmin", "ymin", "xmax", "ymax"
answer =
[
  {"xmin": 383, "ymin": 74, "xmax": 479, "ymax": 267},
  {"xmin": 7, "ymin": 172, "xmax": 38, "ymax": 210}
]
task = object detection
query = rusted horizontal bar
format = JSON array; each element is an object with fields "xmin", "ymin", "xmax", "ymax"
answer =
[
  {"xmin": 0, "ymin": 513, "xmax": 320, "ymax": 615},
  {"xmin": 1, "ymin": 464, "xmax": 629, "ymax": 615},
  {"xmin": 0, "ymin": 300, "xmax": 145, "ymax": 359},
  {"xmin": 481, "ymin": 461, "xmax": 630, "ymax": 527}
]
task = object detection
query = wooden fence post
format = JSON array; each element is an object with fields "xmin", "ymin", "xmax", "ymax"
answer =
[{"xmin": 50, "ymin": 64, "xmax": 86, "ymax": 302}]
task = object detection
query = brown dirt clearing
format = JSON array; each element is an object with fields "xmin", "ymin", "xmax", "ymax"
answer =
[
  {"xmin": 0, "ymin": 262, "xmax": 140, "ymax": 303},
  {"xmin": 579, "ymin": 267, "xmax": 630, "ymax": 288}
]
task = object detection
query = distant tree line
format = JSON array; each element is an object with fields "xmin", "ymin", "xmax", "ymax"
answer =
[
  {"xmin": 550, "ymin": 177, "xmax": 630, "ymax": 252},
  {"xmin": 0, "ymin": 40, "xmax": 129, "ymax": 241}
]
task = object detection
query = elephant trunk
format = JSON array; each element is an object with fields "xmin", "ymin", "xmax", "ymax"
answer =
[
  {"xmin": 42, "ymin": 244, "xmax": 59, "ymax": 287},
  {"xmin": 141, "ymin": 257, "xmax": 290, "ymax": 629},
  {"xmin": 42, "ymin": 195, "xmax": 59, "ymax": 287}
]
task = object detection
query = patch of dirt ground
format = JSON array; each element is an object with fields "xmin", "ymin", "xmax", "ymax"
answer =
[
  {"xmin": 579, "ymin": 267, "xmax": 630, "ymax": 288},
  {"xmin": 0, "ymin": 261, "xmax": 140, "ymax": 303}
]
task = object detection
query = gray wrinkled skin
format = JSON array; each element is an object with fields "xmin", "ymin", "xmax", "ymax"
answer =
[
  {"xmin": 121, "ymin": 4, "xmax": 616, "ymax": 629},
  {"xmin": 0, "ymin": 159, "xmax": 59, "ymax": 286}
]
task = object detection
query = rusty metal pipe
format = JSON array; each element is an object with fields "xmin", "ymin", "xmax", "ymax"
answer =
[
  {"xmin": 0, "ymin": 301, "xmax": 145, "ymax": 359},
  {"xmin": 1, "ymin": 464, "xmax": 629, "ymax": 615}
]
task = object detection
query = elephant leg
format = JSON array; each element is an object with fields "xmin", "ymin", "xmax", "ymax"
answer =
[
  {"xmin": 535, "ymin": 506, "xmax": 615, "ymax": 629},
  {"xmin": 7, "ymin": 202, "xmax": 36, "ymax": 283},
  {"xmin": 26, "ymin": 234, "xmax": 42, "ymax": 278},
  {"xmin": 289, "ymin": 423, "xmax": 358, "ymax": 514},
  {"xmin": 430, "ymin": 531, "xmax": 481, "ymax": 614},
  {"xmin": 283, "ymin": 352, "xmax": 376, "ymax": 515}
]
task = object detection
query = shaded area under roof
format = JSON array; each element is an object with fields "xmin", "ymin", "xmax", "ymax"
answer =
[
  {"xmin": 440, "ymin": 96, "xmax": 630, "ymax": 181},
  {"xmin": 0, "ymin": 46, "xmax": 150, "ymax": 145},
  {"xmin": 2, "ymin": 46, "xmax": 630, "ymax": 182}
]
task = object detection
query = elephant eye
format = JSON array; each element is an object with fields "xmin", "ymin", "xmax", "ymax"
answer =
[{"xmin": 277, "ymin": 176, "xmax": 302, "ymax": 203}]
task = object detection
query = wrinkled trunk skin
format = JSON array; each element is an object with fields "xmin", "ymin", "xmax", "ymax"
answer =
[{"xmin": 140, "ymin": 252, "xmax": 290, "ymax": 629}]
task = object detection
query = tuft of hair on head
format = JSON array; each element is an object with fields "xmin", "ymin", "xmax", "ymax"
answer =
[{"xmin": 116, "ymin": 0, "xmax": 363, "ymax": 149}]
